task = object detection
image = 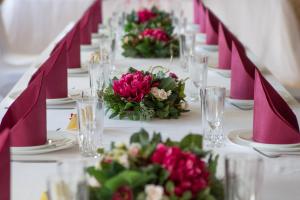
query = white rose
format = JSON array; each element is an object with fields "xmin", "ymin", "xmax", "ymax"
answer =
[
  {"xmin": 151, "ymin": 87, "xmax": 160, "ymax": 98},
  {"xmin": 118, "ymin": 154, "xmax": 129, "ymax": 168},
  {"xmin": 145, "ymin": 184, "xmax": 164, "ymax": 200},
  {"xmin": 128, "ymin": 143, "xmax": 141, "ymax": 157},
  {"xmin": 180, "ymin": 101, "xmax": 188, "ymax": 110},
  {"xmin": 88, "ymin": 176, "xmax": 101, "ymax": 188}
]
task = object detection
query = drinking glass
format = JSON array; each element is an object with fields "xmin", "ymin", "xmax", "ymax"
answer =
[
  {"xmin": 225, "ymin": 154, "xmax": 264, "ymax": 200},
  {"xmin": 203, "ymin": 86, "xmax": 226, "ymax": 147},
  {"xmin": 89, "ymin": 62, "xmax": 105, "ymax": 98},
  {"xmin": 47, "ymin": 160, "xmax": 89, "ymax": 200},
  {"xmin": 76, "ymin": 97, "xmax": 104, "ymax": 157},
  {"xmin": 188, "ymin": 52, "xmax": 208, "ymax": 102}
]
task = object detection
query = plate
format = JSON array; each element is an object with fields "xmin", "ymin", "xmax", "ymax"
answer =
[
  {"xmin": 228, "ymin": 129, "xmax": 300, "ymax": 152},
  {"xmin": 68, "ymin": 68, "xmax": 88, "ymax": 74},
  {"xmin": 201, "ymin": 44, "xmax": 218, "ymax": 52},
  {"xmin": 11, "ymin": 131, "xmax": 76, "ymax": 155},
  {"xmin": 226, "ymin": 98, "xmax": 254, "ymax": 107},
  {"xmin": 208, "ymin": 66, "xmax": 231, "ymax": 78}
]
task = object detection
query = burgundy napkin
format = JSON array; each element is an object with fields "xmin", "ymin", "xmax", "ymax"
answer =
[
  {"xmin": 80, "ymin": 9, "xmax": 92, "ymax": 45},
  {"xmin": 205, "ymin": 9, "xmax": 218, "ymax": 45},
  {"xmin": 66, "ymin": 22, "xmax": 81, "ymax": 68},
  {"xmin": 230, "ymin": 41, "xmax": 255, "ymax": 100},
  {"xmin": 0, "ymin": 72, "xmax": 47, "ymax": 147},
  {"xmin": 30, "ymin": 41, "xmax": 68, "ymax": 99},
  {"xmin": 0, "ymin": 129, "xmax": 10, "ymax": 200},
  {"xmin": 218, "ymin": 23, "xmax": 232, "ymax": 69},
  {"xmin": 91, "ymin": 0, "xmax": 102, "ymax": 32},
  {"xmin": 199, "ymin": 2, "xmax": 206, "ymax": 33},
  {"xmin": 193, "ymin": 0, "xmax": 200, "ymax": 24},
  {"xmin": 253, "ymin": 69, "xmax": 300, "ymax": 144}
]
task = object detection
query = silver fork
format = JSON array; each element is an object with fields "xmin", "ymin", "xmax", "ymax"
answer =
[
  {"xmin": 230, "ymin": 103, "xmax": 253, "ymax": 111},
  {"xmin": 253, "ymin": 147, "xmax": 300, "ymax": 158}
]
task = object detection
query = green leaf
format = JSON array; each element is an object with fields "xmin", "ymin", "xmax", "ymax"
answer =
[
  {"xmin": 130, "ymin": 129, "xmax": 150, "ymax": 146},
  {"xmin": 166, "ymin": 181, "xmax": 175, "ymax": 194},
  {"xmin": 180, "ymin": 134, "xmax": 203, "ymax": 150},
  {"xmin": 159, "ymin": 77, "xmax": 177, "ymax": 91}
]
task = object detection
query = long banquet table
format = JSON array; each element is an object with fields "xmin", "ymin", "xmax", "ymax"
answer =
[{"xmin": 2, "ymin": 22, "xmax": 300, "ymax": 200}]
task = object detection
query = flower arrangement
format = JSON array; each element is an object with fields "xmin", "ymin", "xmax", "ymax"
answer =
[
  {"xmin": 124, "ymin": 7, "xmax": 174, "ymax": 35},
  {"xmin": 122, "ymin": 7, "xmax": 179, "ymax": 58},
  {"xmin": 103, "ymin": 67, "xmax": 188, "ymax": 120},
  {"xmin": 87, "ymin": 129, "xmax": 224, "ymax": 200}
]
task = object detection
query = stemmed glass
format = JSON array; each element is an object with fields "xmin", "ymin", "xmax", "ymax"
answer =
[
  {"xmin": 188, "ymin": 52, "xmax": 208, "ymax": 102},
  {"xmin": 225, "ymin": 154, "xmax": 264, "ymax": 200},
  {"xmin": 203, "ymin": 86, "xmax": 226, "ymax": 147}
]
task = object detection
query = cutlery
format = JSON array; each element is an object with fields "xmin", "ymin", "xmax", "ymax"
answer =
[
  {"xmin": 253, "ymin": 147, "xmax": 300, "ymax": 158},
  {"xmin": 230, "ymin": 103, "xmax": 253, "ymax": 111},
  {"xmin": 12, "ymin": 159, "xmax": 57, "ymax": 163}
]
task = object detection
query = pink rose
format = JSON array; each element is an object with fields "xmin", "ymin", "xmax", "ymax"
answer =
[
  {"xmin": 140, "ymin": 28, "xmax": 170, "ymax": 42},
  {"xmin": 137, "ymin": 9, "xmax": 156, "ymax": 23},
  {"xmin": 169, "ymin": 72, "xmax": 178, "ymax": 80},
  {"xmin": 113, "ymin": 71, "xmax": 152, "ymax": 102},
  {"xmin": 151, "ymin": 144, "xmax": 210, "ymax": 197},
  {"xmin": 112, "ymin": 186, "xmax": 133, "ymax": 200}
]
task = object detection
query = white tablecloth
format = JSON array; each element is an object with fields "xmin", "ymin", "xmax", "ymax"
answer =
[{"xmin": 0, "ymin": 22, "xmax": 300, "ymax": 200}]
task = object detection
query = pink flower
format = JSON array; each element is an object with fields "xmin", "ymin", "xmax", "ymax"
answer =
[
  {"xmin": 137, "ymin": 9, "xmax": 156, "ymax": 23},
  {"xmin": 169, "ymin": 72, "xmax": 178, "ymax": 80},
  {"xmin": 140, "ymin": 28, "xmax": 170, "ymax": 42},
  {"xmin": 151, "ymin": 144, "xmax": 210, "ymax": 197},
  {"xmin": 112, "ymin": 186, "xmax": 133, "ymax": 200},
  {"xmin": 113, "ymin": 71, "xmax": 152, "ymax": 102}
]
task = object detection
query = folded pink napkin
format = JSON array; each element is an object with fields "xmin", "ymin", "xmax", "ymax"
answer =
[
  {"xmin": 80, "ymin": 9, "xmax": 92, "ymax": 45},
  {"xmin": 90, "ymin": 0, "xmax": 102, "ymax": 32},
  {"xmin": 66, "ymin": 22, "xmax": 81, "ymax": 68},
  {"xmin": 193, "ymin": 0, "xmax": 200, "ymax": 24},
  {"xmin": 253, "ymin": 69, "xmax": 300, "ymax": 144},
  {"xmin": 0, "ymin": 72, "xmax": 47, "ymax": 147},
  {"xmin": 205, "ymin": 9, "xmax": 218, "ymax": 45},
  {"xmin": 199, "ymin": 2, "xmax": 206, "ymax": 33},
  {"xmin": 230, "ymin": 41, "xmax": 255, "ymax": 100},
  {"xmin": 218, "ymin": 23, "xmax": 232, "ymax": 69},
  {"xmin": 0, "ymin": 129, "xmax": 10, "ymax": 200},
  {"xmin": 30, "ymin": 42, "xmax": 68, "ymax": 99}
]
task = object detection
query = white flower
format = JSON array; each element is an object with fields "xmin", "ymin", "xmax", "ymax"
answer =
[
  {"xmin": 115, "ymin": 142, "xmax": 126, "ymax": 149},
  {"xmin": 151, "ymin": 87, "xmax": 172, "ymax": 101},
  {"xmin": 145, "ymin": 184, "xmax": 164, "ymax": 200},
  {"xmin": 128, "ymin": 143, "xmax": 141, "ymax": 157},
  {"xmin": 88, "ymin": 176, "xmax": 101, "ymax": 188},
  {"xmin": 118, "ymin": 154, "xmax": 129, "ymax": 168},
  {"xmin": 180, "ymin": 101, "xmax": 188, "ymax": 110}
]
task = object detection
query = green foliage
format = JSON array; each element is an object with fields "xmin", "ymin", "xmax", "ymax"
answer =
[{"xmin": 103, "ymin": 68, "xmax": 189, "ymax": 120}]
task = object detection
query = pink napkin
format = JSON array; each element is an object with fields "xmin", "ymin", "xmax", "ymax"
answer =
[
  {"xmin": 66, "ymin": 22, "xmax": 81, "ymax": 68},
  {"xmin": 218, "ymin": 23, "xmax": 232, "ymax": 69},
  {"xmin": 0, "ymin": 129, "xmax": 10, "ymax": 200},
  {"xmin": 230, "ymin": 41, "xmax": 255, "ymax": 100},
  {"xmin": 80, "ymin": 9, "xmax": 92, "ymax": 45},
  {"xmin": 30, "ymin": 41, "xmax": 68, "ymax": 99},
  {"xmin": 0, "ymin": 72, "xmax": 47, "ymax": 147},
  {"xmin": 199, "ymin": 2, "xmax": 206, "ymax": 33},
  {"xmin": 205, "ymin": 9, "xmax": 218, "ymax": 45},
  {"xmin": 193, "ymin": 0, "xmax": 200, "ymax": 24},
  {"xmin": 253, "ymin": 69, "xmax": 300, "ymax": 144}
]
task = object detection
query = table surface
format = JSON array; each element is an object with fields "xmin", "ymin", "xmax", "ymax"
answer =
[{"xmin": 1, "ymin": 22, "xmax": 300, "ymax": 200}]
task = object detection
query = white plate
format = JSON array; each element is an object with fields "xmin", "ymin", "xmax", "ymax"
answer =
[
  {"xmin": 228, "ymin": 129, "xmax": 300, "ymax": 152},
  {"xmin": 208, "ymin": 66, "xmax": 231, "ymax": 78},
  {"xmin": 226, "ymin": 98, "xmax": 254, "ymax": 107},
  {"xmin": 201, "ymin": 44, "xmax": 218, "ymax": 52},
  {"xmin": 67, "ymin": 68, "xmax": 88, "ymax": 74},
  {"xmin": 9, "ymin": 91, "xmax": 76, "ymax": 105},
  {"xmin": 11, "ymin": 131, "xmax": 76, "ymax": 155}
]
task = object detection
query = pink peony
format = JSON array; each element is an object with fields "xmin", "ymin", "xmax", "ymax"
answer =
[
  {"xmin": 140, "ymin": 28, "xmax": 170, "ymax": 42},
  {"xmin": 169, "ymin": 72, "xmax": 178, "ymax": 80},
  {"xmin": 151, "ymin": 144, "xmax": 210, "ymax": 197},
  {"xmin": 112, "ymin": 186, "xmax": 133, "ymax": 200},
  {"xmin": 137, "ymin": 9, "xmax": 156, "ymax": 23},
  {"xmin": 113, "ymin": 71, "xmax": 152, "ymax": 102}
]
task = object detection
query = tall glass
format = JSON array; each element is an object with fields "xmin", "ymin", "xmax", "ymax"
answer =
[
  {"xmin": 225, "ymin": 154, "xmax": 264, "ymax": 200},
  {"xmin": 203, "ymin": 86, "xmax": 226, "ymax": 147},
  {"xmin": 76, "ymin": 97, "xmax": 103, "ymax": 157},
  {"xmin": 89, "ymin": 62, "xmax": 105, "ymax": 98},
  {"xmin": 47, "ymin": 160, "xmax": 89, "ymax": 200},
  {"xmin": 188, "ymin": 52, "xmax": 208, "ymax": 102}
]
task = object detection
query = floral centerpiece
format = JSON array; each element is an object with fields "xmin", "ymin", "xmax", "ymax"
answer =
[
  {"xmin": 122, "ymin": 7, "xmax": 179, "ymax": 58},
  {"xmin": 103, "ymin": 67, "xmax": 188, "ymax": 120},
  {"xmin": 87, "ymin": 129, "xmax": 224, "ymax": 200}
]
